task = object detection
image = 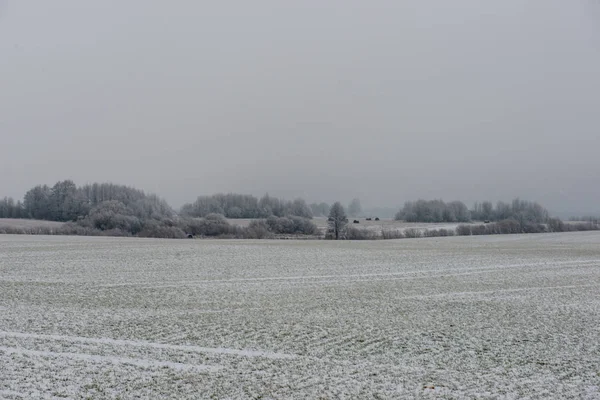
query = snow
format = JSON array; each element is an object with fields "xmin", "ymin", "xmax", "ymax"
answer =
[
  {"xmin": 0, "ymin": 331, "xmax": 296, "ymax": 360},
  {"xmin": 1, "ymin": 233, "xmax": 599, "ymax": 398},
  {"xmin": 0, "ymin": 346, "xmax": 219, "ymax": 372}
]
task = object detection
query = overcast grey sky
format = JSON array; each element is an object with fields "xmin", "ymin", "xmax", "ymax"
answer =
[{"xmin": 1, "ymin": 0, "xmax": 599, "ymax": 214}]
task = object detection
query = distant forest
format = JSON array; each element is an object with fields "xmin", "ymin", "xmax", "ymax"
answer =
[
  {"xmin": 395, "ymin": 199, "xmax": 549, "ymax": 225},
  {"xmin": 0, "ymin": 181, "xmax": 323, "ymax": 238},
  {"xmin": 0, "ymin": 180, "xmax": 598, "ymax": 239}
]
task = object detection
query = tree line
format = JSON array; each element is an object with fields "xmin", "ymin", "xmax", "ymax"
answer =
[
  {"xmin": 395, "ymin": 199, "xmax": 470, "ymax": 223},
  {"xmin": 2, "ymin": 180, "xmax": 598, "ymax": 239},
  {"xmin": 0, "ymin": 181, "xmax": 323, "ymax": 238},
  {"xmin": 0, "ymin": 197, "xmax": 24, "ymax": 219},
  {"xmin": 180, "ymin": 193, "xmax": 314, "ymax": 219},
  {"xmin": 394, "ymin": 198, "xmax": 549, "ymax": 224}
]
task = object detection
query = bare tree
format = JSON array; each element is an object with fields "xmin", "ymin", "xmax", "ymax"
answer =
[{"xmin": 327, "ymin": 202, "xmax": 348, "ymax": 240}]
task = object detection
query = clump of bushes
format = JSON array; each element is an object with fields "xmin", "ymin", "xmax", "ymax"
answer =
[
  {"xmin": 244, "ymin": 220, "xmax": 273, "ymax": 239},
  {"xmin": 381, "ymin": 229, "xmax": 404, "ymax": 239},
  {"xmin": 455, "ymin": 218, "xmax": 600, "ymax": 236},
  {"xmin": 179, "ymin": 214, "xmax": 241, "ymax": 237},
  {"xmin": 0, "ymin": 223, "xmax": 128, "ymax": 237},
  {"xmin": 265, "ymin": 216, "xmax": 318, "ymax": 235},
  {"xmin": 344, "ymin": 226, "xmax": 378, "ymax": 240},
  {"xmin": 562, "ymin": 221, "xmax": 600, "ymax": 232},
  {"xmin": 423, "ymin": 228, "xmax": 455, "ymax": 237},
  {"xmin": 403, "ymin": 228, "xmax": 422, "ymax": 238}
]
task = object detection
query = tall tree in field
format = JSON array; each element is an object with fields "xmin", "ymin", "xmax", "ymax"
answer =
[
  {"xmin": 348, "ymin": 198, "xmax": 362, "ymax": 217},
  {"xmin": 328, "ymin": 202, "xmax": 348, "ymax": 240}
]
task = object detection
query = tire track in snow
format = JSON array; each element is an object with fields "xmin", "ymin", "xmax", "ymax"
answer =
[
  {"xmin": 0, "ymin": 346, "xmax": 220, "ymax": 372},
  {"xmin": 392, "ymin": 283, "xmax": 599, "ymax": 300},
  {"xmin": 103, "ymin": 259, "xmax": 600, "ymax": 289},
  {"xmin": 0, "ymin": 331, "xmax": 297, "ymax": 360}
]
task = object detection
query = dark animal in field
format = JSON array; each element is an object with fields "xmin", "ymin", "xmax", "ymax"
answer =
[
  {"xmin": 353, "ymin": 220, "xmax": 360, "ymax": 224},
  {"xmin": 484, "ymin": 220, "xmax": 490, "ymax": 224},
  {"xmin": 366, "ymin": 218, "xmax": 372, "ymax": 221},
  {"xmin": 374, "ymin": 217, "xmax": 380, "ymax": 221}
]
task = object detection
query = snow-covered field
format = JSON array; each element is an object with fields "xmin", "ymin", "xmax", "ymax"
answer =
[
  {"xmin": 1, "ymin": 233, "xmax": 599, "ymax": 399},
  {"xmin": 0, "ymin": 219, "xmax": 64, "ymax": 229}
]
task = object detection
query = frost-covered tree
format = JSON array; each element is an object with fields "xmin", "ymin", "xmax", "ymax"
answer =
[
  {"xmin": 0, "ymin": 197, "xmax": 23, "ymax": 218},
  {"xmin": 23, "ymin": 185, "xmax": 52, "ymax": 220},
  {"xmin": 395, "ymin": 199, "xmax": 469, "ymax": 222},
  {"xmin": 287, "ymin": 198, "xmax": 313, "ymax": 219},
  {"xmin": 327, "ymin": 202, "xmax": 348, "ymax": 240}
]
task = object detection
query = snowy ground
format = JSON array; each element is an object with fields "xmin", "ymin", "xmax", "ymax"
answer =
[
  {"xmin": 0, "ymin": 219, "xmax": 64, "ymax": 229},
  {"xmin": 0, "ymin": 233, "xmax": 599, "ymax": 399}
]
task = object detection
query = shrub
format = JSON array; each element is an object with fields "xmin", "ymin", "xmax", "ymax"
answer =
[
  {"xmin": 470, "ymin": 225, "xmax": 488, "ymax": 235},
  {"xmin": 521, "ymin": 222, "xmax": 546, "ymax": 234},
  {"xmin": 404, "ymin": 228, "xmax": 422, "ymax": 238},
  {"xmin": 456, "ymin": 225, "xmax": 472, "ymax": 236},
  {"xmin": 565, "ymin": 222, "xmax": 600, "ymax": 232},
  {"xmin": 138, "ymin": 222, "xmax": 187, "ymax": 239},
  {"xmin": 265, "ymin": 216, "xmax": 318, "ymax": 235},
  {"xmin": 245, "ymin": 220, "xmax": 273, "ymax": 239},
  {"xmin": 343, "ymin": 226, "xmax": 377, "ymax": 240},
  {"xmin": 423, "ymin": 228, "xmax": 454, "ymax": 237},
  {"xmin": 547, "ymin": 218, "xmax": 565, "ymax": 232},
  {"xmin": 381, "ymin": 229, "xmax": 404, "ymax": 239},
  {"xmin": 495, "ymin": 219, "xmax": 521, "ymax": 234},
  {"xmin": 181, "ymin": 214, "xmax": 237, "ymax": 237},
  {"xmin": 438, "ymin": 228, "xmax": 454, "ymax": 236}
]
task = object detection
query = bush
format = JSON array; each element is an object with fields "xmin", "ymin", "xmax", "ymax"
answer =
[
  {"xmin": 470, "ymin": 225, "xmax": 488, "ymax": 235},
  {"xmin": 521, "ymin": 222, "xmax": 546, "ymax": 234},
  {"xmin": 495, "ymin": 219, "xmax": 521, "ymax": 234},
  {"xmin": 179, "ymin": 214, "xmax": 237, "ymax": 237},
  {"xmin": 245, "ymin": 220, "xmax": 273, "ymax": 239},
  {"xmin": 565, "ymin": 222, "xmax": 600, "ymax": 232},
  {"xmin": 423, "ymin": 229, "xmax": 438, "ymax": 237},
  {"xmin": 456, "ymin": 225, "xmax": 472, "ymax": 236},
  {"xmin": 438, "ymin": 228, "xmax": 454, "ymax": 236},
  {"xmin": 381, "ymin": 229, "xmax": 404, "ymax": 239},
  {"xmin": 344, "ymin": 226, "xmax": 377, "ymax": 240},
  {"xmin": 424, "ymin": 228, "xmax": 454, "ymax": 237},
  {"xmin": 138, "ymin": 221, "xmax": 187, "ymax": 239},
  {"xmin": 547, "ymin": 218, "xmax": 565, "ymax": 232},
  {"xmin": 423, "ymin": 228, "xmax": 454, "ymax": 237},
  {"xmin": 403, "ymin": 228, "xmax": 422, "ymax": 238},
  {"xmin": 265, "ymin": 216, "xmax": 318, "ymax": 235}
]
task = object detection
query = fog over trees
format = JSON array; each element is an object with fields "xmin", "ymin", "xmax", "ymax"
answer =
[
  {"xmin": 180, "ymin": 194, "xmax": 313, "ymax": 219},
  {"xmin": 395, "ymin": 200, "xmax": 471, "ymax": 223},
  {"xmin": 1, "ymin": 181, "xmax": 320, "ymax": 238},
  {"xmin": 310, "ymin": 202, "xmax": 331, "ymax": 218},
  {"xmin": 347, "ymin": 198, "xmax": 362, "ymax": 218},
  {"xmin": 2, "ymin": 1, "xmax": 600, "ymax": 220},
  {"xmin": 1, "ymin": 180, "xmax": 598, "ymax": 239},
  {"xmin": 0, "ymin": 197, "xmax": 23, "ymax": 219},
  {"xmin": 394, "ymin": 198, "xmax": 551, "ymax": 225}
]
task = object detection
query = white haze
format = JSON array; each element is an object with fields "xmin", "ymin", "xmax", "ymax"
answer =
[{"xmin": 1, "ymin": 0, "xmax": 599, "ymax": 215}]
